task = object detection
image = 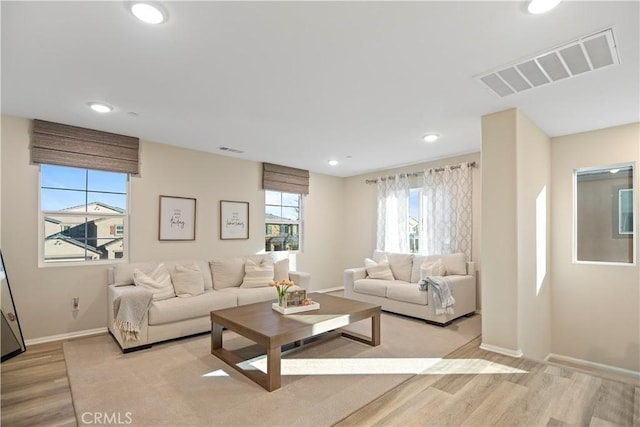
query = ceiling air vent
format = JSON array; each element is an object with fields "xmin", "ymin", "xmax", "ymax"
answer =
[
  {"xmin": 218, "ymin": 146, "xmax": 245, "ymax": 154},
  {"xmin": 477, "ymin": 28, "xmax": 620, "ymax": 97}
]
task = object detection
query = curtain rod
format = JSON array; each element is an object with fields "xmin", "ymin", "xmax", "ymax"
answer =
[{"xmin": 365, "ymin": 161, "xmax": 478, "ymax": 184}]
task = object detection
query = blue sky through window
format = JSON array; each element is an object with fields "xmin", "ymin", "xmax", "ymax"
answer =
[{"xmin": 41, "ymin": 165, "xmax": 127, "ymax": 211}]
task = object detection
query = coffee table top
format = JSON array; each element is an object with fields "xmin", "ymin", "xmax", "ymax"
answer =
[{"xmin": 210, "ymin": 293, "xmax": 380, "ymax": 346}]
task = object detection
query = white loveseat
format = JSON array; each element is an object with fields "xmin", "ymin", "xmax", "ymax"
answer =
[
  {"xmin": 107, "ymin": 254, "xmax": 310, "ymax": 352},
  {"xmin": 344, "ymin": 250, "xmax": 476, "ymax": 326}
]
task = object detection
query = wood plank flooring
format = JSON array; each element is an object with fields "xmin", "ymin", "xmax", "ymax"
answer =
[
  {"xmin": 1, "ymin": 340, "xmax": 76, "ymax": 427},
  {"xmin": 336, "ymin": 336, "xmax": 639, "ymax": 427},
  {"xmin": 2, "ymin": 334, "xmax": 638, "ymax": 427}
]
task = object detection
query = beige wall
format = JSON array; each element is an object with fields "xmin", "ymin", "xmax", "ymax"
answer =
[
  {"xmin": 480, "ymin": 108, "xmax": 552, "ymax": 361},
  {"xmin": 341, "ymin": 152, "xmax": 482, "ymax": 304},
  {"xmin": 0, "ymin": 115, "xmax": 345, "ymax": 340},
  {"xmin": 515, "ymin": 110, "xmax": 551, "ymax": 362},
  {"xmin": 480, "ymin": 109, "xmax": 520, "ymax": 352},
  {"xmin": 551, "ymin": 122, "xmax": 639, "ymax": 372}
]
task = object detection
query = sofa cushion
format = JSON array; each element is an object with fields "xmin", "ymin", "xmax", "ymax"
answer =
[
  {"xmin": 219, "ymin": 284, "xmax": 303, "ymax": 306},
  {"xmin": 273, "ymin": 257, "xmax": 290, "ymax": 282},
  {"xmin": 420, "ymin": 258, "xmax": 446, "ymax": 278},
  {"xmin": 171, "ymin": 263, "xmax": 205, "ymax": 297},
  {"xmin": 386, "ymin": 283, "xmax": 429, "ymax": 305},
  {"xmin": 365, "ymin": 257, "xmax": 395, "ymax": 280},
  {"xmin": 113, "ymin": 260, "xmax": 213, "ymax": 291},
  {"xmin": 148, "ymin": 290, "xmax": 237, "ymax": 325},
  {"xmin": 414, "ymin": 253, "xmax": 467, "ymax": 277},
  {"xmin": 353, "ymin": 279, "xmax": 401, "ymax": 297},
  {"xmin": 240, "ymin": 259, "xmax": 274, "ymax": 288},
  {"xmin": 133, "ymin": 264, "xmax": 175, "ymax": 301},
  {"xmin": 209, "ymin": 257, "xmax": 246, "ymax": 289},
  {"xmin": 373, "ymin": 250, "xmax": 413, "ymax": 282}
]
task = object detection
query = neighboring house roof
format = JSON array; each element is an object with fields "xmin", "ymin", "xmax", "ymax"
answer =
[
  {"xmin": 45, "ymin": 233, "xmax": 102, "ymax": 255},
  {"xmin": 62, "ymin": 202, "xmax": 125, "ymax": 214}
]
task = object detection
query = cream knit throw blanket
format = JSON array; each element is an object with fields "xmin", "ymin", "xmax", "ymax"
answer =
[{"xmin": 113, "ymin": 287, "xmax": 153, "ymax": 341}]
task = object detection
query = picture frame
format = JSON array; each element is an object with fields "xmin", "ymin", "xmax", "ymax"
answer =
[
  {"xmin": 220, "ymin": 200, "xmax": 249, "ymax": 240},
  {"xmin": 158, "ymin": 196, "xmax": 196, "ymax": 241}
]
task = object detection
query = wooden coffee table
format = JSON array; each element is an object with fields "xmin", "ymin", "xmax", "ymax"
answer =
[{"xmin": 210, "ymin": 293, "xmax": 381, "ymax": 391}]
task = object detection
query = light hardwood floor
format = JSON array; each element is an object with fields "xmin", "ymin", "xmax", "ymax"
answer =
[
  {"xmin": 336, "ymin": 336, "xmax": 640, "ymax": 427},
  {"xmin": 1, "ymin": 340, "xmax": 76, "ymax": 427},
  {"xmin": 2, "ymin": 334, "xmax": 638, "ymax": 427}
]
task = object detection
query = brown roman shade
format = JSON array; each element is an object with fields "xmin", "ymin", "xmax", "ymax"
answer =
[
  {"xmin": 262, "ymin": 162, "xmax": 309, "ymax": 194},
  {"xmin": 31, "ymin": 119, "xmax": 140, "ymax": 174}
]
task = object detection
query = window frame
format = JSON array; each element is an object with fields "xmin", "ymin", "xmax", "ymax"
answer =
[
  {"xmin": 38, "ymin": 165, "xmax": 130, "ymax": 267},
  {"xmin": 264, "ymin": 190, "xmax": 304, "ymax": 253},
  {"xmin": 572, "ymin": 162, "xmax": 636, "ymax": 266}
]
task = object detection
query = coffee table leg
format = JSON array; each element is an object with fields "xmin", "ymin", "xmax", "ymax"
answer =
[
  {"xmin": 211, "ymin": 323, "xmax": 223, "ymax": 353},
  {"xmin": 266, "ymin": 344, "xmax": 281, "ymax": 391},
  {"xmin": 372, "ymin": 311, "xmax": 381, "ymax": 346}
]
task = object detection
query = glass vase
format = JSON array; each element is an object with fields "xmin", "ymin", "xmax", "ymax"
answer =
[{"xmin": 278, "ymin": 292, "xmax": 287, "ymax": 308}]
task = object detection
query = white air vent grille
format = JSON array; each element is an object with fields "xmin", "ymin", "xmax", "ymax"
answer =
[
  {"xmin": 218, "ymin": 146, "xmax": 245, "ymax": 154},
  {"xmin": 477, "ymin": 28, "xmax": 620, "ymax": 97}
]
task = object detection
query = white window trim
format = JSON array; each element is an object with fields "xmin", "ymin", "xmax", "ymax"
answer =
[
  {"xmin": 38, "ymin": 167, "xmax": 131, "ymax": 268},
  {"xmin": 572, "ymin": 162, "xmax": 636, "ymax": 266}
]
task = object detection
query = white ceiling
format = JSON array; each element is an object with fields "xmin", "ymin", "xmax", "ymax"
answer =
[{"xmin": 2, "ymin": 1, "xmax": 638, "ymax": 177}]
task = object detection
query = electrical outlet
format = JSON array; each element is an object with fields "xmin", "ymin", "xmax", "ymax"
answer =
[{"xmin": 72, "ymin": 297, "xmax": 80, "ymax": 311}]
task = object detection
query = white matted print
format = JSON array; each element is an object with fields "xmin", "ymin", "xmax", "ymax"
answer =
[
  {"xmin": 159, "ymin": 196, "xmax": 196, "ymax": 241},
  {"xmin": 220, "ymin": 200, "xmax": 249, "ymax": 240}
]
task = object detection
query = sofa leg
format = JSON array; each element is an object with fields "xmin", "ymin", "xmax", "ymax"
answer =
[
  {"xmin": 109, "ymin": 330, "xmax": 152, "ymax": 353},
  {"xmin": 122, "ymin": 344, "xmax": 152, "ymax": 353}
]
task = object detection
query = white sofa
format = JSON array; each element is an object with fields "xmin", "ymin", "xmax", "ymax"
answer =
[
  {"xmin": 107, "ymin": 254, "xmax": 310, "ymax": 352},
  {"xmin": 344, "ymin": 250, "xmax": 476, "ymax": 326}
]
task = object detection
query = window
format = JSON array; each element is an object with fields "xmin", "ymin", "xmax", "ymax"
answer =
[
  {"xmin": 409, "ymin": 188, "xmax": 424, "ymax": 253},
  {"xmin": 265, "ymin": 190, "xmax": 302, "ymax": 251},
  {"xmin": 574, "ymin": 163, "xmax": 635, "ymax": 264},
  {"xmin": 40, "ymin": 165, "xmax": 128, "ymax": 264}
]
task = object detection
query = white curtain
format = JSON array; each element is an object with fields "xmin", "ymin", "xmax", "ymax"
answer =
[
  {"xmin": 376, "ymin": 174, "xmax": 410, "ymax": 253},
  {"xmin": 422, "ymin": 163, "xmax": 472, "ymax": 259}
]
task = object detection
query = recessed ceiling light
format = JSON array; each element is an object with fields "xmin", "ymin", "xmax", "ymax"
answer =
[
  {"xmin": 88, "ymin": 102, "xmax": 113, "ymax": 113},
  {"xmin": 328, "ymin": 160, "xmax": 339, "ymax": 166},
  {"xmin": 129, "ymin": 2, "xmax": 168, "ymax": 24},
  {"xmin": 423, "ymin": 134, "xmax": 440, "ymax": 143},
  {"xmin": 527, "ymin": 0, "xmax": 561, "ymax": 14}
]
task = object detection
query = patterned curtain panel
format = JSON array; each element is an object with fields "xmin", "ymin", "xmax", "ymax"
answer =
[
  {"xmin": 376, "ymin": 174, "xmax": 410, "ymax": 253},
  {"xmin": 422, "ymin": 163, "xmax": 472, "ymax": 259}
]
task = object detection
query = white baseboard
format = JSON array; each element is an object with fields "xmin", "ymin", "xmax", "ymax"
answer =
[
  {"xmin": 480, "ymin": 342, "xmax": 523, "ymax": 358},
  {"xmin": 545, "ymin": 353, "xmax": 640, "ymax": 379},
  {"xmin": 25, "ymin": 327, "xmax": 108, "ymax": 346},
  {"xmin": 314, "ymin": 286, "xmax": 344, "ymax": 293}
]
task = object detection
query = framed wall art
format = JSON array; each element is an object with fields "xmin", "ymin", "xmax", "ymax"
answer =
[
  {"xmin": 159, "ymin": 196, "xmax": 196, "ymax": 241},
  {"xmin": 220, "ymin": 200, "xmax": 249, "ymax": 240}
]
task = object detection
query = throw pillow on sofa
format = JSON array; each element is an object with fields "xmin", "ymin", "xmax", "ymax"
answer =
[
  {"xmin": 171, "ymin": 263, "xmax": 205, "ymax": 297},
  {"xmin": 209, "ymin": 257, "xmax": 246, "ymax": 289},
  {"xmin": 240, "ymin": 259, "xmax": 275, "ymax": 288},
  {"xmin": 420, "ymin": 258, "xmax": 446, "ymax": 279},
  {"xmin": 365, "ymin": 256, "xmax": 395, "ymax": 280},
  {"xmin": 133, "ymin": 264, "xmax": 175, "ymax": 301}
]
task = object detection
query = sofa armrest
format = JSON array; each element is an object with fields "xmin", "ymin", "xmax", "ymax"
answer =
[
  {"xmin": 466, "ymin": 262, "xmax": 476, "ymax": 277},
  {"xmin": 107, "ymin": 284, "xmax": 151, "ymax": 350},
  {"xmin": 344, "ymin": 267, "xmax": 367, "ymax": 292},
  {"xmin": 288, "ymin": 271, "xmax": 311, "ymax": 290}
]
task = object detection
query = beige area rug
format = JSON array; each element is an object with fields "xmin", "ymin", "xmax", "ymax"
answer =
[{"xmin": 64, "ymin": 312, "xmax": 481, "ymax": 427}]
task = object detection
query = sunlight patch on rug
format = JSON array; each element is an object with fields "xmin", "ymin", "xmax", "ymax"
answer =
[{"xmin": 237, "ymin": 356, "xmax": 527, "ymax": 376}]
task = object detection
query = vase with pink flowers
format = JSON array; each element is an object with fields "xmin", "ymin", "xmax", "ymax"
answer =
[{"xmin": 269, "ymin": 279, "xmax": 294, "ymax": 307}]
